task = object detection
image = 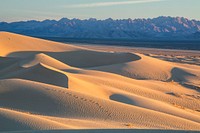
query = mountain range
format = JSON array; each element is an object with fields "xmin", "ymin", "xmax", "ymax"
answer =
[{"xmin": 0, "ymin": 16, "xmax": 200, "ymax": 40}]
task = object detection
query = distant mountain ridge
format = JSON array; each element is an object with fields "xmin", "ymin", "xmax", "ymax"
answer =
[{"xmin": 0, "ymin": 16, "xmax": 200, "ymax": 40}]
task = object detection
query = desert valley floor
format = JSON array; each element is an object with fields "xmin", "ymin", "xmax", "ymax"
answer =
[{"xmin": 0, "ymin": 32, "xmax": 200, "ymax": 133}]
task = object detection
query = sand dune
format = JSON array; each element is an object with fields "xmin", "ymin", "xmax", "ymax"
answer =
[
  {"xmin": 0, "ymin": 32, "xmax": 200, "ymax": 132},
  {"xmin": 0, "ymin": 32, "xmax": 80, "ymax": 57}
]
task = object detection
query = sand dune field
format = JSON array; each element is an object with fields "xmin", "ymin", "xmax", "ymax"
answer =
[{"xmin": 0, "ymin": 32, "xmax": 200, "ymax": 132}]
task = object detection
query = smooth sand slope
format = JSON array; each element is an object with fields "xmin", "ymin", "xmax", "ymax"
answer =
[{"xmin": 0, "ymin": 32, "xmax": 200, "ymax": 132}]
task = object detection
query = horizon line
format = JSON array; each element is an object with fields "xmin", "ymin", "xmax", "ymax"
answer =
[{"xmin": 1, "ymin": 16, "xmax": 200, "ymax": 23}]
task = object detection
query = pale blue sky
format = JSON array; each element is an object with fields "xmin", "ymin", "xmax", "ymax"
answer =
[{"xmin": 0, "ymin": 0, "xmax": 200, "ymax": 22}]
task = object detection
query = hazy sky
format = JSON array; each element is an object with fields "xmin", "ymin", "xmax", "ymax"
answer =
[{"xmin": 0, "ymin": 0, "xmax": 200, "ymax": 22}]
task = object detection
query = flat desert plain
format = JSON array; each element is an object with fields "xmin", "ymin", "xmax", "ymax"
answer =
[{"xmin": 0, "ymin": 32, "xmax": 200, "ymax": 133}]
